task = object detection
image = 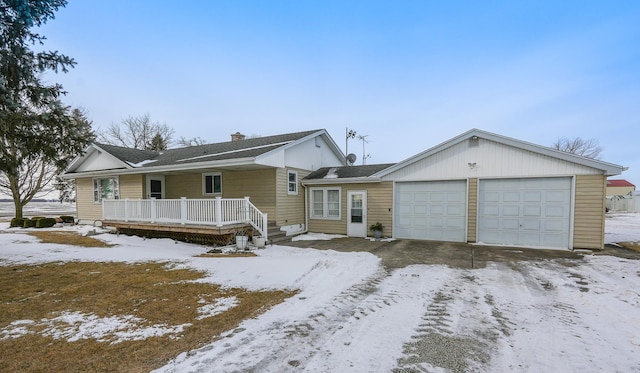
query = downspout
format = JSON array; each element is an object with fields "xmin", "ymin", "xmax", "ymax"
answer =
[{"xmin": 301, "ymin": 181, "xmax": 309, "ymax": 235}]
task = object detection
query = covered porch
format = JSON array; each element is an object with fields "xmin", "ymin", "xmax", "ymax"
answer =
[{"xmin": 102, "ymin": 197, "xmax": 268, "ymax": 243}]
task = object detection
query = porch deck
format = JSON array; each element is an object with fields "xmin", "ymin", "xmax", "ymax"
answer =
[
  {"xmin": 102, "ymin": 220, "xmax": 255, "ymax": 246},
  {"xmin": 102, "ymin": 197, "xmax": 268, "ymax": 243}
]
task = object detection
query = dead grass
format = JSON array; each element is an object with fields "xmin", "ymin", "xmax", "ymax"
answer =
[
  {"xmin": 27, "ymin": 231, "xmax": 114, "ymax": 248},
  {"xmin": 618, "ymin": 241, "xmax": 640, "ymax": 253},
  {"xmin": 0, "ymin": 261, "xmax": 295, "ymax": 372}
]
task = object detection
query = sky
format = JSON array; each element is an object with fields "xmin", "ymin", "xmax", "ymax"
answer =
[{"xmin": 37, "ymin": 1, "xmax": 640, "ymax": 183}]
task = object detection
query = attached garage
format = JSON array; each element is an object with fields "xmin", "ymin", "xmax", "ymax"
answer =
[
  {"xmin": 478, "ymin": 177, "xmax": 572, "ymax": 249},
  {"xmin": 394, "ymin": 180, "xmax": 466, "ymax": 242},
  {"xmin": 377, "ymin": 129, "xmax": 625, "ymax": 250}
]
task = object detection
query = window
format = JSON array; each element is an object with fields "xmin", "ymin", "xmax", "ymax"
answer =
[
  {"xmin": 288, "ymin": 170, "xmax": 298, "ymax": 195},
  {"xmin": 203, "ymin": 173, "xmax": 222, "ymax": 195},
  {"xmin": 93, "ymin": 177, "xmax": 119, "ymax": 203},
  {"xmin": 310, "ymin": 187, "xmax": 341, "ymax": 219}
]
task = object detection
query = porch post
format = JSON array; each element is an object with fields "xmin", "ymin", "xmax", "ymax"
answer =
[
  {"xmin": 150, "ymin": 198, "xmax": 156, "ymax": 223},
  {"xmin": 244, "ymin": 196, "xmax": 250, "ymax": 222},
  {"xmin": 124, "ymin": 199, "xmax": 129, "ymax": 222},
  {"xmin": 215, "ymin": 197, "xmax": 223, "ymax": 227},
  {"xmin": 263, "ymin": 213, "xmax": 268, "ymax": 241},
  {"xmin": 180, "ymin": 197, "xmax": 187, "ymax": 225}
]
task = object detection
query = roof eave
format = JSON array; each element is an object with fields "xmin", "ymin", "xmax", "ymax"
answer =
[
  {"xmin": 301, "ymin": 177, "xmax": 382, "ymax": 185},
  {"xmin": 60, "ymin": 157, "xmax": 258, "ymax": 179}
]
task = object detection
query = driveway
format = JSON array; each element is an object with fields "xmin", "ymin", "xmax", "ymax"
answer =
[{"xmin": 283, "ymin": 237, "xmax": 640, "ymax": 269}]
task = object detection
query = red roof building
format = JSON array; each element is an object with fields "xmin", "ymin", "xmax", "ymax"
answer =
[{"xmin": 606, "ymin": 179, "xmax": 636, "ymax": 196}]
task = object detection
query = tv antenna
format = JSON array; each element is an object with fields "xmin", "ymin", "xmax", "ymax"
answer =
[{"xmin": 357, "ymin": 134, "xmax": 371, "ymax": 165}]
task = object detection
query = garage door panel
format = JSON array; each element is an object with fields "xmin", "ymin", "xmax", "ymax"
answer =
[
  {"xmin": 524, "ymin": 191, "xmax": 542, "ymax": 202},
  {"xmin": 503, "ymin": 192, "xmax": 520, "ymax": 202},
  {"xmin": 484, "ymin": 192, "xmax": 500, "ymax": 202},
  {"xmin": 478, "ymin": 177, "xmax": 571, "ymax": 249},
  {"xmin": 545, "ymin": 205, "xmax": 566, "ymax": 217},
  {"xmin": 430, "ymin": 192, "xmax": 445, "ymax": 202},
  {"xmin": 521, "ymin": 219, "xmax": 540, "ymax": 230},
  {"xmin": 502, "ymin": 219, "xmax": 519, "ymax": 230},
  {"xmin": 523, "ymin": 206, "xmax": 541, "ymax": 216},
  {"xmin": 395, "ymin": 181, "xmax": 466, "ymax": 242},
  {"xmin": 483, "ymin": 205, "xmax": 499, "ymax": 216},
  {"xmin": 502, "ymin": 205, "xmax": 520, "ymax": 216}
]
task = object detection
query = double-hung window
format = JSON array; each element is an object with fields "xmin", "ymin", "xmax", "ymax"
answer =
[
  {"xmin": 310, "ymin": 187, "xmax": 341, "ymax": 219},
  {"xmin": 288, "ymin": 170, "xmax": 298, "ymax": 195},
  {"xmin": 93, "ymin": 177, "xmax": 119, "ymax": 203},
  {"xmin": 202, "ymin": 172, "xmax": 222, "ymax": 195}
]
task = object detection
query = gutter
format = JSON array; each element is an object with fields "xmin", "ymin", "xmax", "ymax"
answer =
[
  {"xmin": 59, "ymin": 157, "xmax": 258, "ymax": 179},
  {"xmin": 301, "ymin": 177, "xmax": 382, "ymax": 186}
]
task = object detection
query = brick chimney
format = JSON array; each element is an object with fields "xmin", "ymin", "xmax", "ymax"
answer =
[{"xmin": 231, "ymin": 132, "xmax": 246, "ymax": 141}]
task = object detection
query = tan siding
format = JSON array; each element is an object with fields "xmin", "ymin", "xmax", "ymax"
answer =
[
  {"xmin": 573, "ymin": 174, "xmax": 606, "ymax": 249},
  {"xmin": 76, "ymin": 177, "xmax": 101, "ymax": 221},
  {"xmin": 467, "ymin": 178, "xmax": 478, "ymax": 243},
  {"xmin": 165, "ymin": 174, "xmax": 203, "ymax": 199},
  {"xmin": 120, "ymin": 174, "xmax": 143, "ymax": 199},
  {"xmin": 75, "ymin": 174, "xmax": 142, "ymax": 222},
  {"xmin": 223, "ymin": 169, "xmax": 276, "ymax": 219},
  {"xmin": 308, "ymin": 182, "xmax": 393, "ymax": 237},
  {"xmin": 275, "ymin": 168, "xmax": 309, "ymax": 226},
  {"xmin": 164, "ymin": 170, "xmax": 276, "ymax": 218}
]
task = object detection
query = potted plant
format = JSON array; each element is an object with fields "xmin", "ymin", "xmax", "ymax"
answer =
[{"xmin": 369, "ymin": 222, "xmax": 384, "ymax": 239}]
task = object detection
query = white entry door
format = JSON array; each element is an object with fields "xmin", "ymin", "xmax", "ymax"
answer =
[
  {"xmin": 347, "ymin": 190, "xmax": 367, "ymax": 237},
  {"xmin": 146, "ymin": 175, "xmax": 165, "ymax": 199}
]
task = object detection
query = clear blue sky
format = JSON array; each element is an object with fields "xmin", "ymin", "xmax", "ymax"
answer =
[{"xmin": 39, "ymin": 1, "xmax": 640, "ymax": 183}]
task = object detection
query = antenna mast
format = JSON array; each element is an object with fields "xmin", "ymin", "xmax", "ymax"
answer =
[
  {"xmin": 345, "ymin": 127, "xmax": 357, "ymax": 166},
  {"xmin": 357, "ymin": 134, "xmax": 371, "ymax": 165}
]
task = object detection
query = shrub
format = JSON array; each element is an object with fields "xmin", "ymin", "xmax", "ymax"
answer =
[
  {"xmin": 60, "ymin": 215, "xmax": 75, "ymax": 224},
  {"xmin": 35, "ymin": 218, "xmax": 57, "ymax": 228},
  {"xmin": 23, "ymin": 218, "xmax": 36, "ymax": 228},
  {"xmin": 10, "ymin": 218, "xmax": 26, "ymax": 228},
  {"xmin": 369, "ymin": 222, "xmax": 384, "ymax": 232}
]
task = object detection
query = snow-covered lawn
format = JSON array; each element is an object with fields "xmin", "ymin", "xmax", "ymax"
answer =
[{"xmin": 1, "ymin": 214, "xmax": 639, "ymax": 372}]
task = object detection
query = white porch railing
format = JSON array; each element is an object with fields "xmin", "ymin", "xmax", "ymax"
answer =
[{"xmin": 102, "ymin": 197, "xmax": 268, "ymax": 240}]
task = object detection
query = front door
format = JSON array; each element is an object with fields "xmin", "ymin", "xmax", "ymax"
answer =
[
  {"xmin": 347, "ymin": 190, "xmax": 367, "ymax": 237},
  {"xmin": 146, "ymin": 175, "xmax": 165, "ymax": 199}
]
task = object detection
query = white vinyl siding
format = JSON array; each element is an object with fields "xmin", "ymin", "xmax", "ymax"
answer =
[{"xmin": 310, "ymin": 187, "xmax": 341, "ymax": 220}]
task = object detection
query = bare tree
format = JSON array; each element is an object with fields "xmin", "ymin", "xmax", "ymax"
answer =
[
  {"xmin": 98, "ymin": 114, "xmax": 174, "ymax": 150},
  {"xmin": 552, "ymin": 136, "xmax": 603, "ymax": 159},
  {"xmin": 177, "ymin": 136, "xmax": 208, "ymax": 147}
]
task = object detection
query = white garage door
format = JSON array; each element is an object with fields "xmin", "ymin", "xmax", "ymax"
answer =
[
  {"xmin": 395, "ymin": 181, "xmax": 467, "ymax": 242},
  {"xmin": 478, "ymin": 177, "xmax": 571, "ymax": 249}
]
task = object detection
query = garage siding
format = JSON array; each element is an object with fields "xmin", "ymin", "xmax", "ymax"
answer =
[
  {"xmin": 573, "ymin": 174, "xmax": 606, "ymax": 250},
  {"xmin": 394, "ymin": 180, "xmax": 467, "ymax": 242},
  {"xmin": 467, "ymin": 178, "xmax": 478, "ymax": 243}
]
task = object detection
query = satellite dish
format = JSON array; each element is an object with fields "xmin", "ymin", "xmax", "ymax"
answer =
[{"xmin": 346, "ymin": 153, "xmax": 357, "ymax": 165}]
